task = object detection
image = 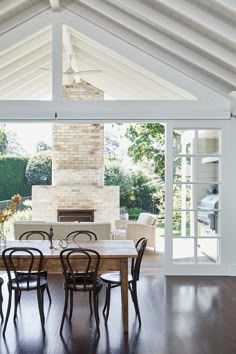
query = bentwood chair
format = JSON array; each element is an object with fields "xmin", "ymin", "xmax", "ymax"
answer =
[
  {"xmin": 66, "ymin": 230, "xmax": 98, "ymax": 242},
  {"xmin": 0, "ymin": 277, "xmax": 3, "ymax": 321},
  {"xmin": 100, "ymin": 237, "xmax": 148, "ymax": 325},
  {"xmin": 19, "ymin": 230, "xmax": 52, "ymax": 303},
  {"xmin": 60, "ymin": 248, "xmax": 103, "ymax": 336},
  {"xmin": 2, "ymin": 247, "xmax": 48, "ymax": 335}
]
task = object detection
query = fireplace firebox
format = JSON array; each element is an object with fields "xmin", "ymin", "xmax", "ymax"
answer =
[{"xmin": 57, "ymin": 209, "xmax": 94, "ymax": 222}]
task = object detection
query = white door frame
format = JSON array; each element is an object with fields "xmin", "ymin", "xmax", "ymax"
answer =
[{"xmin": 165, "ymin": 119, "xmax": 231, "ymax": 275}]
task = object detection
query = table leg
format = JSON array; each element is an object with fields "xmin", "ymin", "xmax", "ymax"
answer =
[{"xmin": 120, "ymin": 258, "xmax": 128, "ymax": 333}]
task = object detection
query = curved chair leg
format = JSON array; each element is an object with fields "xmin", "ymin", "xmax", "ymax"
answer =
[
  {"xmin": 37, "ymin": 287, "xmax": 45, "ymax": 335},
  {"xmin": 14, "ymin": 290, "xmax": 20, "ymax": 321},
  {"xmin": 102, "ymin": 286, "xmax": 108, "ymax": 316},
  {"xmin": 3, "ymin": 287, "xmax": 12, "ymax": 336},
  {"xmin": 89, "ymin": 291, "xmax": 93, "ymax": 314},
  {"xmin": 60, "ymin": 287, "xmax": 69, "ymax": 335},
  {"xmin": 131, "ymin": 282, "xmax": 141, "ymax": 325},
  {"xmin": 69, "ymin": 290, "xmax": 73, "ymax": 321},
  {"xmin": 103, "ymin": 285, "xmax": 111, "ymax": 325},
  {"xmin": 93, "ymin": 290, "xmax": 100, "ymax": 336},
  {"xmin": 0, "ymin": 279, "xmax": 4, "ymax": 322},
  {"xmin": 46, "ymin": 285, "xmax": 52, "ymax": 304}
]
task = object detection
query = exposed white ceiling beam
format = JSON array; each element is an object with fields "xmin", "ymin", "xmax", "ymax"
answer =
[
  {"xmin": 74, "ymin": 48, "xmax": 179, "ymax": 100},
  {"xmin": 0, "ymin": 71, "xmax": 50, "ymax": 99},
  {"xmin": 49, "ymin": 0, "xmax": 61, "ymax": 12},
  {"xmin": 76, "ymin": 0, "xmax": 236, "ymax": 87},
  {"xmin": 150, "ymin": 0, "xmax": 236, "ymax": 42},
  {"xmin": 0, "ymin": 11, "xmax": 52, "ymax": 51},
  {"xmin": 0, "ymin": 1, "xmax": 50, "ymax": 35},
  {"xmin": 52, "ymin": 21, "xmax": 63, "ymax": 102},
  {"xmin": 0, "ymin": 43, "xmax": 52, "ymax": 80},
  {"xmin": 63, "ymin": 5, "xmax": 230, "ymax": 102},
  {"xmin": 0, "ymin": 100, "xmax": 230, "ymax": 121},
  {"xmin": 70, "ymin": 27, "xmax": 196, "ymax": 99},
  {"xmin": 107, "ymin": 0, "xmax": 236, "ymax": 65},
  {"xmin": 12, "ymin": 77, "xmax": 52, "ymax": 100},
  {"xmin": 0, "ymin": 54, "xmax": 52, "ymax": 90},
  {"xmin": 72, "ymin": 34, "xmax": 196, "ymax": 100},
  {"xmin": 0, "ymin": 28, "xmax": 51, "ymax": 68}
]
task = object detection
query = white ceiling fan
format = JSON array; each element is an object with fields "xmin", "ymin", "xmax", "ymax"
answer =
[{"xmin": 40, "ymin": 55, "xmax": 102, "ymax": 84}]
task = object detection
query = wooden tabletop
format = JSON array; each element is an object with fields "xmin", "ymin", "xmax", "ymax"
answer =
[{"xmin": 0, "ymin": 239, "xmax": 138, "ymax": 258}]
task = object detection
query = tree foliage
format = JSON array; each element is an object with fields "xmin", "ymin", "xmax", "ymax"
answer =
[
  {"xmin": 125, "ymin": 123, "xmax": 165, "ymax": 181},
  {"xmin": 104, "ymin": 163, "xmax": 159, "ymax": 213},
  {"xmin": 25, "ymin": 151, "xmax": 52, "ymax": 185},
  {"xmin": 0, "ymin": 127, "xmax": 8, "ymax": 155},
  {"xmin": 104, "ymin": 163, "xmax": 134, "ymax": 207}
]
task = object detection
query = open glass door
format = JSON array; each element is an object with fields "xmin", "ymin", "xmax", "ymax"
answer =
[{"xmin": 165, "ymin": 121, "xmax": 229, "ymax": 275}]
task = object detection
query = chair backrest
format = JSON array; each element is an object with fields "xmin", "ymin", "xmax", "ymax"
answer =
[
  {"xmin": 66, "ymin": 230, "xmax": 97, "ymax": 242},
  {"xmin": 2, "ymin": 247, "xmax": 43, "ymax": 290},
  {"xmin": 137, "ymin": 213, "xmax": 157, "ymax": 226},
  {"xmin": 60, "ymin": 248, "xmax": 100, "ymax": 291},
  {"xmin": 131, "ymin": 237, "xmax": 148, "ymax": 281},
  {"xmin": 19, "ymin": 230, "xmax": 50, "ymax": 240}
]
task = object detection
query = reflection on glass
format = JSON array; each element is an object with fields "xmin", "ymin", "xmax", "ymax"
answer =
[
  {"xmin": 197, "ymin": 130, "xmax": 220, "ymax": 154},
  {"xmin": 197, "ymin": 211, "xmax": 219, "ymax": 237},
  {"xmin": 173, "ymin": 130, "xmax": 195, "ymax": 155},
  {"xmin": 173, "ymin": 184, "xmax": 193, "ymax": 210},
  {"xmin": 197, "ymin": 184, "xmax": 219, "ymax": 209},
  {"xmin": 173, "ymin": 157, "xmax": 192, "ymax": 182},
  {"xmin": 173, "ymin": 211, "xmax": 195, "ymax": 237},
  {"xmin": 173, "ymin": 238, "xmax": 194, "ymax": 263},
  {"xmin": 197, "ymin": 238, "xmax": 219, "ymax": 263},
  {"xmin": 197, "ymin": 157, "xmax": 219, "ymax": 182}
]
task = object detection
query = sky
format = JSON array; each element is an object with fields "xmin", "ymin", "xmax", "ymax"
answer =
[{"xmin": 5, "ymin": 123, "xmax": 52, "ymax": 155}]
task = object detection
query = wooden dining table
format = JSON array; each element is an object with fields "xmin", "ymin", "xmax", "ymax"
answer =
[{"xmin": 0, "ymin": 239, "xmax": 137, "ymax": 333}]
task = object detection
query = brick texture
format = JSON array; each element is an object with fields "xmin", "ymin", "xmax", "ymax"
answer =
[{"xmin": 32, "ymin": 81, "xmax": 119, "ymax": 226}]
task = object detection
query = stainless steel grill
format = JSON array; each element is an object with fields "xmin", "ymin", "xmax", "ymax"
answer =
[{"xmin": 197, "ymin": 194, "xmax": 218, "ymax": 232}]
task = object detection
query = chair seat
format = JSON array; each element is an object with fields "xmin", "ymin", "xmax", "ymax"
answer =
[
  {"xmin": 11, "ymin": 275, "xmax": 48, "ymax": 290},
  {"xmin": 100, "ymin": 272, "xmax": 133, "ymax": 284},
  {"xmin": 65, "ymin": 278, "xmax": 103, "ymax": 291},
  {"xmin": 65, "ymin": 272, "xmax": 103, "ymax": 291}
]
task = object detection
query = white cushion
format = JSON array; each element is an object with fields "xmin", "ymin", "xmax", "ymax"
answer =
[{"xmin": 137, "ymin": 213, "xmax": 156, "ymax": 225}]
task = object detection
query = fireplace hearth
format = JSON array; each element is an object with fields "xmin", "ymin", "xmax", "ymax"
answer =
[{"xmin": 57, "ymin": 209, "xmax": 94, "ymax": 222}]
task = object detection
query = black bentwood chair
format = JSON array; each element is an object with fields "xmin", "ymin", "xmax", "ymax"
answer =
[
  {"xmin": 2, "ymin": 247, "xmax": 48, "ymax": 335},
  {"xmin": 0, "ymin": 277, "xmax": 3, "ymax": 321},
  {"xmin": 100, "ymin": 237, "xmax": 148, "ymax": 325},
  {"xmin": 66, "ymin": 230, "xmax": 98, "ymax": 242},
  {"xmin": 19, "ymin": 230, "xmax": 52, "ymax": 303},
  {"xmin": 60, "ymin": 248, "xmax": 103, "ymax": 336}
]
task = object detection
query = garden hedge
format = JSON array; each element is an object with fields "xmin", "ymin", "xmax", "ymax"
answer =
[{"xmin": 0, "ymin": 156, "xmax": 31, "ymax": 200}]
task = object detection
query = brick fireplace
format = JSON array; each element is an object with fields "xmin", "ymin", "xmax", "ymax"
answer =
[{"xmin": 32, "ymin": 81, "xmax": 120, "ymax": 226}]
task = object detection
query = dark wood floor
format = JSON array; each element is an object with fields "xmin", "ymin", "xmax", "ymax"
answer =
[{"xmin": 0, "ymin": 253, "xmax": 236, "ymax": 354}]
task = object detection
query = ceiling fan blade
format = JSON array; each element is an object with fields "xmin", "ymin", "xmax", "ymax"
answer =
[
  {"xmin": 39, "ymin": 67, "xmax": 52, "ymax": 72},
  {"xmin": 73, "ymin": 70, "xmax": 102, "ymax": 75}
]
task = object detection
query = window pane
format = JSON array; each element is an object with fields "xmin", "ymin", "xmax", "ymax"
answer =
[
  {"xmin": 173, "ymin": 211, "xmax": 195, "ymax": 237},
  {"xmin": 173, "ymin": 238, "xmax": 194, "ymax": 263},
  {"xmin": 173, "ymin": 156, "xmax": 192, "ymax": 182},
  {"xmin": 197, "ymin": 238, "xmax": 219, "ymax": 263},
  {"xmin": 197, "ymin": 211, "xmax": 219, "ymax": 237},
  {"xmin": 173, "ymin": 130, "xmax": 195, "ymax": 155},
  {"xmin": 173, "ymin": 184, "xmax": 193, "ymax": 210},
  {"xmin": 197, "ymin": 130, "xmax": 220, "ymax": 154},
  {"xmin": 197, "ymin": 157, "xmax": 219, "ymax": 183},
  {"xmin": 197, "ymin": 184, "xmax": 219, "ymax": 209}
]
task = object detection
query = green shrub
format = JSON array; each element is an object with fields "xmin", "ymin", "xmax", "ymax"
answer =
[
  {"xmin": 26, "ymin": 151, "xmax": 52, "ymax": 185},
  {"xmin": 127, "ymin": 207, "xmax": 143, "ymax": 220},
  {"xmin": 0, "ymin": 156, "xmax": 31, "ymax": 200}
]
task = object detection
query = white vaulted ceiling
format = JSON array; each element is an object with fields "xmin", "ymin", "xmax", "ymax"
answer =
[{"xmin": 0, "ymin": 0, "xmax": 235, "ymax": 115}]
